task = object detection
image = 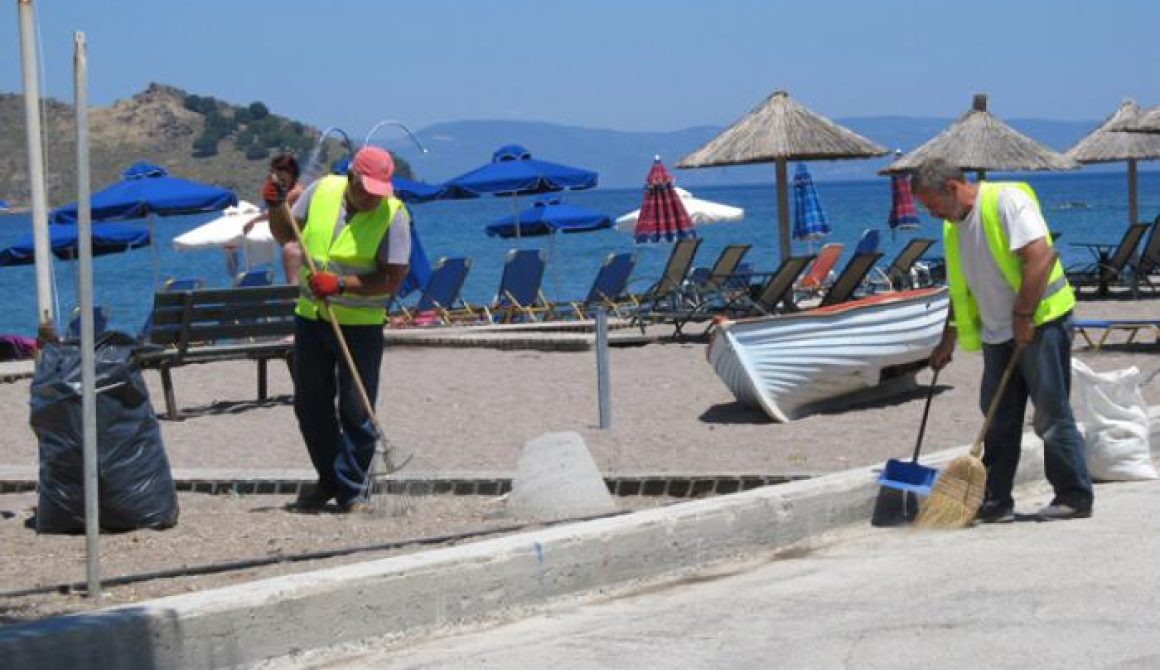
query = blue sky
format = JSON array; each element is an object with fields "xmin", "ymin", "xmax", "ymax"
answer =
[{"xmin": 2, "ymin": 0, "xmax": 1158, "ymax": 135}]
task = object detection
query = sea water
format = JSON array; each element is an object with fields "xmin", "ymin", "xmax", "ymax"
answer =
[{"xmin": 0, "ymin": 170, "xmax": 1156, "ymax": 337}]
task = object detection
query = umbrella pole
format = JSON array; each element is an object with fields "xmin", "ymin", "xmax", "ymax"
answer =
[
  {"xmin": 512, "ymin": 196, "xmax": 521, "ymax": 239},
  {"xmin": 149, "ymin": 213, "xmax": 159, "ymax": 289},
  {"xmin": 775, "ymin": 159, "xmax": 791, "ymax": 263},
  {"xmin": 1128, "ymin": 159, "xmax": 1138, "ymax": 225}
]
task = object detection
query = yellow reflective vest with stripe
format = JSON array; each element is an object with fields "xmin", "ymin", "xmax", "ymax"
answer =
[
  {"xmin": 295, "ymin": 175, "xmax": 403, "ymax": 325},
  {"xmin": 943, "ymin": 181, "xmax": 1075, "ymax": 351}
]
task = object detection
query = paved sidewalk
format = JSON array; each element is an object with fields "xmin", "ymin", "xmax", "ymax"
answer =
[{"xmin": 273, "ymin": 476, "xmax": 1160, "ymax": 670}]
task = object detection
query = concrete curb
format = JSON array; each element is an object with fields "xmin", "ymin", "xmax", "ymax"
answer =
[{"xmin": 2, "ymin": 408, "xmax": 1158, "ymax": 670}]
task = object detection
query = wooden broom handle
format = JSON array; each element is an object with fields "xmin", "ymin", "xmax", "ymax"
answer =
[{"xmin": 970, "ymin": 347, "xmax": 1023, "ymax": 457}]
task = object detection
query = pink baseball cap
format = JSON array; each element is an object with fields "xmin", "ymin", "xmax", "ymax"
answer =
[{"xmin": 351, "ymin": 147, "xmax": 395, "ymax": 197}]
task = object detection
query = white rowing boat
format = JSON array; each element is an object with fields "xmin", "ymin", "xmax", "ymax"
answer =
[{"xmin": 707, "ymin": 287, "xmax": 950, "ymax": 422}]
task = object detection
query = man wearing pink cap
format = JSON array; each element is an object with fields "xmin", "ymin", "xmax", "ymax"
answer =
[{"xmin": 265, "ymin": 146, "xmax": 411, "ymax": 513}]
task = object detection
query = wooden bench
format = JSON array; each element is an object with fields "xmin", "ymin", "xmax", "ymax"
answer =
[{"xmin": 136, "ymin": 285, "xmax": 299, "ymax": 419}]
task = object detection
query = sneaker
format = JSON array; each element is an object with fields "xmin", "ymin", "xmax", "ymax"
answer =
[
  {"xmin": 976, "ymin": 501, "xmax": 1015, "ymax": 524},
  {"xmin": 1035, "ymin": 502, "xmax": 1092, "ymax": 521},
  {"xmin": 291, "ymin": 482, "xmax": 335, "ymax": 512}
]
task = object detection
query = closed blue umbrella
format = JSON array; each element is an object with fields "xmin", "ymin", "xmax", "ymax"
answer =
[
  {"xmin": 792, "ymin": 163, "xmax": 830, "ymax": 250},
  {"xmin": 0, "ymin": 222, "xmax": 150, "ymax": 266},
  {"xmin": 485, "ymin": 197, "xmax": 611, "ymax": 238}
]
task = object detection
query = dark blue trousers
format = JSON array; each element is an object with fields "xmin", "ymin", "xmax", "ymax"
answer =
[
  {"xmin": 293, "ymin": 316, "xmax": 383, "ymax": 506},
  {"xmin": 980, "ymin": 314, "xmax": 1093, "ymax": 510}
]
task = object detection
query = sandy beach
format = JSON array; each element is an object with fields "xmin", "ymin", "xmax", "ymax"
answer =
[{"xmin": 1, "ymin": 295, "xmax": 1157, "ymax": 622}]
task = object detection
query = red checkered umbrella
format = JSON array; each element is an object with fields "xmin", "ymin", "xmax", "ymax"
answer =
[{"xmin": 632, "ymin": 157, "xmax": 695, "ymax": 244}]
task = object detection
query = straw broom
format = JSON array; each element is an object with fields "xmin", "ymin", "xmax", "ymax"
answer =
[{"xmin": 915, "ymin": 349, "xmax": 1022, "ymax": 528}]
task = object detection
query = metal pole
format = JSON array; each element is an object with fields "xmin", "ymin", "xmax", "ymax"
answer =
[
  {"xmin": 18, "ymin": 0, "xmax": 55, "ymax": 340},
  {"xmin": 595, "ymin": 308, "xmax": 610, "ymax": 429},
  {"xmin": 74, "ymin": 31, "xmax": 101, "ymax": 599}
]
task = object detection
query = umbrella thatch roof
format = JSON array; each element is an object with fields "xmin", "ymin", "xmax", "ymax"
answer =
[
  {"xmin": 1066, "ymin": 100, "xmax": 1160, "ymax": 162},
  {"xmin": 881, "ymin": 94, "xmax": 1079, "ymax": 174},
  {"xmin": 676, "ymin": 90, "xmax": 887, "ymax": 168},
  {"xmin": 1109, "ymin": 105, "xmax": 1160, "ymax": 133}
]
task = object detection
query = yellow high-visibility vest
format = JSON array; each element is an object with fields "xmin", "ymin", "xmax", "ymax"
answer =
[
  {"xmin": 943, "ymin": 181, "xmax": 1074, "ymax": 351},
  {"xmin": 295, "ymin": 175, "xmax": 403, "ymax": 325}
]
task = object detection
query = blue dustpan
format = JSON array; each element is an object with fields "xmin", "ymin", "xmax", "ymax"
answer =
[
  {"xmin": 879, "ymin": 458, "xmax": 938, "ymax": 496},
  {"xmin": 871, "ymin": 369, "xmax": 942, "ymax": 527}
]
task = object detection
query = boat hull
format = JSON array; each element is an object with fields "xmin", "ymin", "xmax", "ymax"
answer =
[{"xmin": 707, "ymin": 288, "xmax": 950, "ymax": 422}]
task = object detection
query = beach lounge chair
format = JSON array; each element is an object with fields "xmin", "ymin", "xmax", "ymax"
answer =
[
  {"xmin": 854, "ymin": 229, "xmax": 881, "ymax": 255},
  {"xmin": 233, "ymin": 267, "xmax": 274, "ymax": 287},
  {"xmin": 65, "ymin": 305, "xmax": 110, "ymax": 340},
  {"xmin": 868, "ymin": 238, "xmax": 937, "ymax": 291},
  {"xmin": 393, "ymin": 256, "xmax": 473, "ymax": 326},
  {"xmin": 794, "ymin": 243, "xmax": 844, "ymax": 298},
  {"xmin": 818, "ymin": 251, "xmax": 884, "ymax": 307},
  {"xmin": 466, "ymin": 249, "xmax": 549, "ymax": 323},
  {"xmin": 685, "ymin": 244, "xmax": 752, "ymax": 306},
  {"xmin": 1130, "ymin": 215, "xmax": 1160, "ymax": 294},
  {"xmin": 1065, "ymin": 222, "xmax": 1149, "ymax": 297},
  {"xmin": 629, "ymin": 238, "xmax": 703, "ymax": 328},
  {"xmin": 660, "ymin": 255, "xmax": 815, "ymax": 340},
  {"xmin": 164, "ymin": 277, "xmax": 206, "ymax": 292},
  {"xmin": 552, "ymin": 252, "xmax": 637, "ymax": 320},
  {"xmin": 1073, "ymin": 319, "xmax": 1160, "ymax": 350}
]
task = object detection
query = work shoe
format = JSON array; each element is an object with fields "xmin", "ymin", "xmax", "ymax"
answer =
[
  {"xmin": 336, "ymin": 499, "xmax": 373, "ymax": 514},
  {"xmin": 1035, "ymin": 502, "xmax": 1092, "ymax": 521},
  {"xmin": 291, "ymin": 482, "xmax": 335, "ymax": 512},
  {"xmin": 976, "ymin": 501, "xmax": 1015, "ymax": 524}
]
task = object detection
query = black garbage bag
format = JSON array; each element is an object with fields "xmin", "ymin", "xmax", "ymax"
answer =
[{"xmin": 32, "ymin": 331, "xmax": 178, "ymax": 533}]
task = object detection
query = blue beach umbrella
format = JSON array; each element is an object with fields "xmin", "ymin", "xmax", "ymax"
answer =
[
  {"xmin": 0, "ymin": 199, "xmax": 10, "ymax": 211},
  {"xmin": 50, "ymin": 162, "xmax": 237, "ymax": 289},
  {"xmin": 440, "ymin": 144, "xmax": 598, "ymax": 238},
  {"xmin": 50, "ymin": 162, "xmax": 236, "ymax": 224},
  {"xmin": 485, "ymin": 197, "xmax": 612, "ymax": 238},
  {"xmin": 792, "ymin": 163, "xmax": 830, "ymax": 249},
  {"xmin": 0, "ymin": 222, "xmax": 150, "ymax": 267}
]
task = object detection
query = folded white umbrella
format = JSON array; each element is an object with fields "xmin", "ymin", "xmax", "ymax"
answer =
[
  {"xmin": 615, "ymin": 186, "xmax": 744, "ymax": 232},
  {"xmin": 172, "ymin": 200, "xmax": 272, "ymax": 250}
]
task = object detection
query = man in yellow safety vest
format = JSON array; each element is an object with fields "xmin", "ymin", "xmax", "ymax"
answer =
[
  {"xmin": 911, "ymin": 157, "xmax": 1093, "ymax": 523},
  {"xmin": 266, "ymin": 147, "xmax": 411, "ymax": 513}
]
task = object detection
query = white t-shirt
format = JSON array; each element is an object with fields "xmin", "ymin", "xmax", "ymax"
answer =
[
  {"xmin": 954, "ymin": 186, "xmax": 1049, "ymax": 344},
  {"xmin": 290, "ymin": 180, "xmax": 412, "ymax": 267}
]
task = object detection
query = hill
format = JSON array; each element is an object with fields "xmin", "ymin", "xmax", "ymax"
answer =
[{"xmin": 0, "ymin": 83, "xmax": 410, "ymax": 208}]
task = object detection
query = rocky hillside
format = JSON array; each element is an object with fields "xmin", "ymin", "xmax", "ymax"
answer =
[{"xmin": 0, "ymin": 83, "xmax": 410, "ymax": 209}]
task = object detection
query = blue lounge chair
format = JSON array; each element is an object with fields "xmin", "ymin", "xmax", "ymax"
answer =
[
  {"xmin": 553, "ymin": 252, "xmax": 637, "ymax": 319},
  {"xmin": 234, "ymin": 267, "xmax": 274, "ymax": 287},
  {"xmin": 469, "ymin": 249, "xmax": 549, "ymax": 323},
  {"xmin": 394, "ymin": 256, "xmax": 473, "ymax": 325},
  {"xmin": 65, "ymin": 305, "xmax": 110, "ymax": 340}
]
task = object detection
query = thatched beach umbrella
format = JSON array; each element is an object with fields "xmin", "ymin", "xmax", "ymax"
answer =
[
  {"xmin": 1110, "ymin": 105, "xmax": 1160, "ymax": 134},
  {"xmin": 1066, "ymin": 99, "xmax": 1160, "ymax": 225},
  {"xmin": 882, "ymin": 94, "xmax": 1079, "ymax": 179},
  {"xmin": 676, "ymin": 90, "xmax": 887, "ymax": 261}
]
